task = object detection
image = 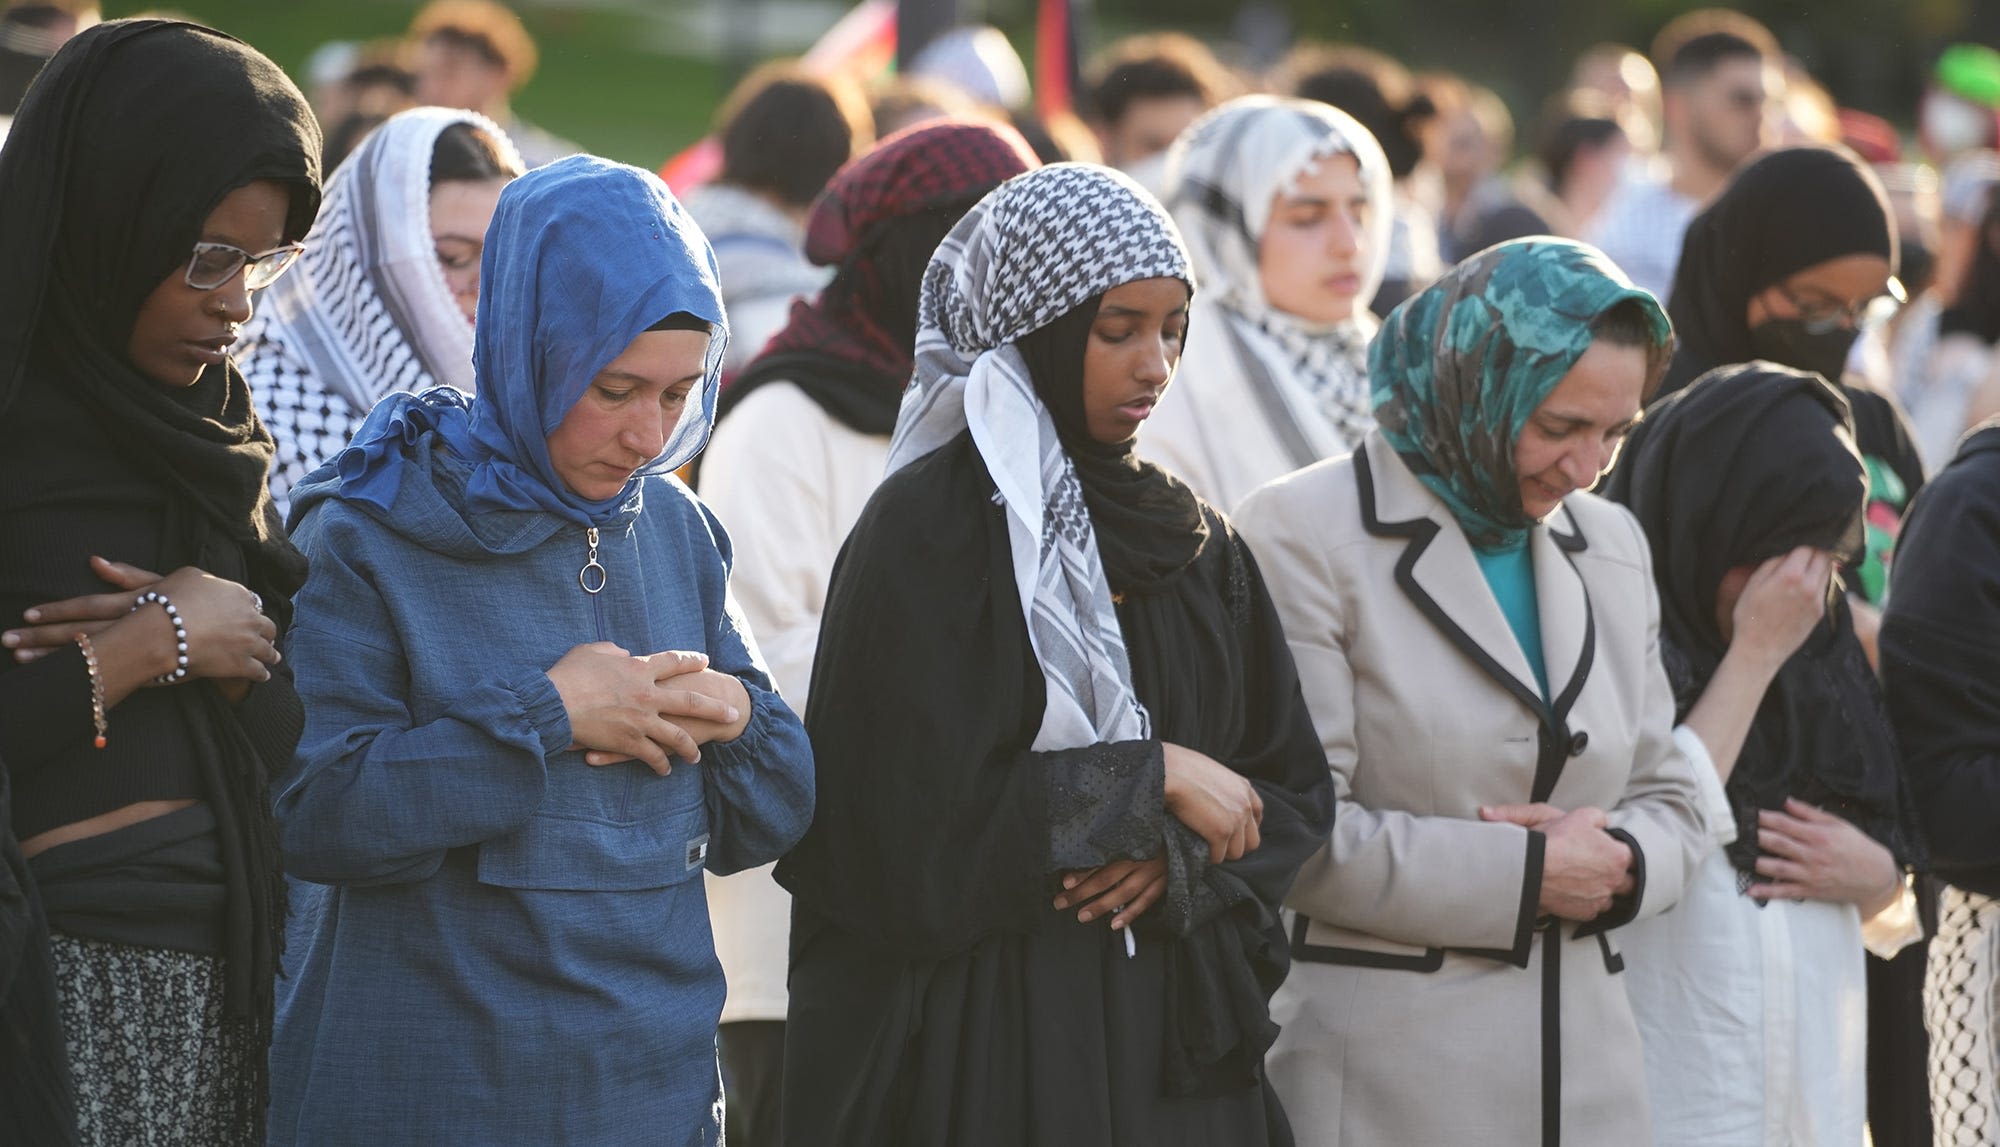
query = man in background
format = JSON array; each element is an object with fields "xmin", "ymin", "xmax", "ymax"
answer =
[
  {"xmin": 1587, "ymin": 9, "xmax": 1782, "ymax": 298},
  {"xmin": 407, "ymin": 0, "xmax": 577, "ymax": 167}
]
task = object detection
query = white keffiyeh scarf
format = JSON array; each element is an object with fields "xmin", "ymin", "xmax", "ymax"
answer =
[
  {"xmin": 887, "ymin": 163, "xmax": 1195, "ymax": 752},
  {"xmin": 238, "ymin": 107, "xmax": 521, "ymax": 508},
  {"xmin": 1164, "ymin": 96, "xmax": 1393, "ymax": 462}
]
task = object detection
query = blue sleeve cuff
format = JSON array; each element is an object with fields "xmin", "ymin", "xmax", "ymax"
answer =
[{"xmin": 509, "ymin": 672, "xmax": 572, "ymax": 757}]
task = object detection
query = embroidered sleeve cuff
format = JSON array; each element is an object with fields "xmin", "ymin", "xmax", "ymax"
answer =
[
  {"xmin": 1159, "ymin": 816, "xmax": 1230, "ymax": 936},
  {"xmin": 1045, "ymin": 738, "xmax": 1166, "ymax": 873}
]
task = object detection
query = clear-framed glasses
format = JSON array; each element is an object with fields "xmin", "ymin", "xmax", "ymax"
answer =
[
  {"xmin": 1773, "ymin": 275, "xmax": 1907, "ymax": 335},
  {"xmin": 184, "ymin": 241, "xmax": 306, "ymax": 292}
]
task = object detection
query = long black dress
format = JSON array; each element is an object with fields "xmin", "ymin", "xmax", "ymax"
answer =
[{"xmin": 779, "ymin": 431, "xmax": 1334, "ymax": 1146}]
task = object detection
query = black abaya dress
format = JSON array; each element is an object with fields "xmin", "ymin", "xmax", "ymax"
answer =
[{"xmin": 778, "ymin": 431, "xmax": 1334, "ymax": 1147}]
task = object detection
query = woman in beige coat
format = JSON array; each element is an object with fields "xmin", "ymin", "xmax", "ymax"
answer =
[{"xmin": 1234, "ymin": 239, "xmax": 1710, "ymax": 1146}]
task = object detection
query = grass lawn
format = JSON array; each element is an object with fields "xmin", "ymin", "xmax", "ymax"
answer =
[{"xmin": 104, "ymin": 0, "xmax": 730, "ymax": 167}]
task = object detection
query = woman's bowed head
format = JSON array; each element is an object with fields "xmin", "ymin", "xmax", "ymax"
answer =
[
  {"xmin": 311, "ymin": 156, "xmax": 757, "ymax": 779},
  {"xmin": 1371, "ymin": 236, "xmax": 1674, "ymax": 545}
]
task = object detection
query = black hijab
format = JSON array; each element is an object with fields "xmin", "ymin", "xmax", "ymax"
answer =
[
  {"xmin": 0, "ymin": 19, "xmax": 320, "ymax": 619},
  {"xmin": 0, "ymin": 19, "xmax": 322, "ymax": 1128},
  {"xmin": 1015, "ymin": 294, "xmax": 1209, "ymax": 596},
  {"xmin": 1660, "ymin": 146, "xmax": 1898, "ymax": 397},
  {"xmin": 1604, "ymin": 363, "xmax": 1919, "ymax": 875}
]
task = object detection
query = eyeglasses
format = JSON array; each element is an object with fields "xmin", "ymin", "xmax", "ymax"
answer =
[
  {"xmin": 1772, "ymin": 276, "xmax": 1907, "ymax": 335},
  {"xmin": 184, "ymin": 241, "xmax": 306, "ymax": 292}
]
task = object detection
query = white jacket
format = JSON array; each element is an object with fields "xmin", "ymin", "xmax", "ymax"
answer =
[{"xmin": 698, "ymin": 379, "xmax": 889, "ymax": 1023}]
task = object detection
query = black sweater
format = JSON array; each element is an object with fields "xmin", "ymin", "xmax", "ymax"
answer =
[{"xmin": 1881, "ymin": 423, "xmax": 2000, "ymax": 894}]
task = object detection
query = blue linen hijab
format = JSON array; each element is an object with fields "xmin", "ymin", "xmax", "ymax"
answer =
[{"xmin": 325, "ymin": 155, "xmax": 729, "ymax": 526}]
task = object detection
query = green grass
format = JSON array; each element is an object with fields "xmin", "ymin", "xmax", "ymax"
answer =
[{"xmin": 104, "ymin": 1, "xmax": 728, "ymax": 167}]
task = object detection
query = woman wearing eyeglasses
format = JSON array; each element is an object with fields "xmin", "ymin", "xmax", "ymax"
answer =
[
  {"xmin": 0, "ymin": 20, "xmax": 321, "ymax": 1145},
  {"xmin": 1655, "ymin": 145, "xmax": 1926, "ymax": 622},
  {"xmin": 1649, "ymin": 144, "xmax": 1937, "ymax": 1147}
]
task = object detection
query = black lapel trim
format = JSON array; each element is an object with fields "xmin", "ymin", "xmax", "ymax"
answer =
[
  {"xmin": 1358, "ymin": 445, "xmax": 1602, "ymax": 759},
  {"xmin": 1357, "ymin": 445, "xmax": 1554, "ymax": 726},
  {"xmin": 1529, "ymin": 542, "xmax": 1599, "ymax": 805}
]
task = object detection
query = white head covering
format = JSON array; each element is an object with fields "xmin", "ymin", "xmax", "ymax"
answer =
[
  {"xmin": 1163, "ymin": 96, "xmax": 1394, "ymax": 457},
  {"xmin": 908, "ymin": 25, "xmax": 1031, "ymax": 110},
  {"xmin": 889, "ymin": 163, "xmax": 1194, "ymax": 751},
  {"xmin": 240, "ymin": 105, "xmax": 522, "ymax": 507}
]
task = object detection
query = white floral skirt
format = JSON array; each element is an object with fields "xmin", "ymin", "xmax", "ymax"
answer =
[{"xmin": 48, "ymin": 932, "xmax": 256, "ymax": 1147}]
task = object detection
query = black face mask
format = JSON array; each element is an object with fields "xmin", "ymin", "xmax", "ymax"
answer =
[{"xmin": 1748, "ymin": 319, "xmax": 1859, "ymax": 383}]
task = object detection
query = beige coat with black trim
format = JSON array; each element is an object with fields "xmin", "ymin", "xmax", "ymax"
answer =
[{"xmin": 1233, "ymin": 430, "xmax": 1707, "ymax": 1147}]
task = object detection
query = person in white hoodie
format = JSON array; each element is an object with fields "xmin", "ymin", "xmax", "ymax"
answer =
[{"xmin": 1140, "ymin": 95, "xmax": 1392, "ymax": 512}]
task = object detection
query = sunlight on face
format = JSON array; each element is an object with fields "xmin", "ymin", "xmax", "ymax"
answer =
[{"xmin": 545, "ymin": 328, "xmax": 711, "ymax": 500}]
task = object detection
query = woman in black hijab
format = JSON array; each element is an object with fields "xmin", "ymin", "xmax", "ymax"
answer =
[
  {"xmin": 1660, "ymin": 145, "xmax": 1923, "ymax": 612},
  {"xmin": 1656, "ymin": 145, "xmax": 1936, "ymax": 1146},
  {"xmin": 0, "ymin": 20, "xmax": 320, "ymax": 1144},
  {"xmin": 1605, "ymin": 363, "xmax": 1924, "ymax": 1146},
  {"xmin": 779, "ymin": 164, "xmax": 1333, "ymax": 1145}
]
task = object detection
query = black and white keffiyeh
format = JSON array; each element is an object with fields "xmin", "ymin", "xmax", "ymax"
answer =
[
  {"xmin": 887, "ymin": 163, "xmax": 1195, "ymax": 752},
  {"xmin": 239, "ymin": 107, "xmax": 521, "ymax": 508},
  {"xmin": 1164, "ymin": 96, "xmax": 1393, "ymax": 459}
]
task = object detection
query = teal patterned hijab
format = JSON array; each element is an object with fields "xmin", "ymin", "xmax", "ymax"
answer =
[{"xmin": 1371, "ymin": 239, "xmax": 1671, "ymax": 549}]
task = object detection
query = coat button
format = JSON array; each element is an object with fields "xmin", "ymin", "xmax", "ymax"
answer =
[{"xmin": 1568, "ymin": 730, "xmax": 1590, "ymax": 757}]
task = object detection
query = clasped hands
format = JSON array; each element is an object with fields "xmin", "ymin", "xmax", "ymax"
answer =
[
  {"xmin": 1053, "ymin": 742, "xmax": 1264, "ymax": 934},
  {"xmin": 1480, "ymin": 803, "xmax": 1635, "ymax": 921},
  {"xmin": 545, "ymin": 642, "xmax": 749, "ymax": 776},
  {"xmin": 3, "ymin": 556, "xmax": 276, "ymax": 703}
]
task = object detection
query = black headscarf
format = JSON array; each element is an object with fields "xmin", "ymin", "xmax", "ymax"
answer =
[
  {"xmin": 0, "ymin": 19, "xmax": 322, "ymax": 1129},
  {"xmin": 1660, "ymin": 146, "xmax": 1898, "ymax": 397},
  {"xmin": 0, "ymin": 19, "xmax": 320, "ymax": 617},
  {"xmin": 1604, "ymin": 363, "xmax": 1920, "ymax": 875},
  {"xmin": 1015, "ymin": 295, "xmax": 1210, "ymax": 596},
  {"xmin": 719, "ymin": 120, "xmax": 1040, "ymax": 436}
]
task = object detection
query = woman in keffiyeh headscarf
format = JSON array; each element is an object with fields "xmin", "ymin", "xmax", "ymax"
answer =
[
  {"xmin": 0, "ymin": 19, "xmax": 321, "ymax": 1144},
  {"xmin": 237, "ymin": 105, "xmax": 524, "ymax": 512},
  {"xmin": 777, "ymin": 163, "xmax": 1334, "ymax": 1146},
  {"xmin": 1141, "ymin": 95, "xmax": 1394, "ymax": 512},
  {"xmin": 1233, "ymin": 238, "xmax": 1710, "ymax": 1146},
  {"xmin": 267, "ymin": 156, "xmax": 814, "ymax": 1145},
  {"xmin": 698, "ymin": 117, "xmax": 1037, "ymax": 1147},
  {"xmin": 1604, "ymin": 362, "xmax": 1923, "ymax": 1147}
]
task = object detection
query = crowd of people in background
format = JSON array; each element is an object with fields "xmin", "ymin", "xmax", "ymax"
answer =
[{"xmin": 5, "ymin": 0, "xmax": 2000, "ymax": 1144}]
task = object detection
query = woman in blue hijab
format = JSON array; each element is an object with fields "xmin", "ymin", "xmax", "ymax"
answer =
[{"xmin": 266, "ymin": 156, "xmax": 815, "ymax": 1145}]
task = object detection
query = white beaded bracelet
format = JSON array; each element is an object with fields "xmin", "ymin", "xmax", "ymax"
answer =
[{"xmin": 131, "ymin": 590, "xmax": 189, "ymax": 685}]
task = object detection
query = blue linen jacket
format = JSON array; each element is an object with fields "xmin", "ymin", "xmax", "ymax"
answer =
[{"xmin": 267, "ymin": 434, "xmax": 813, "ymax": 1146}]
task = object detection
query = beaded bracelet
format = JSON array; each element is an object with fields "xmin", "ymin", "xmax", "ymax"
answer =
[
  {"xmin": 74, "ymin": 633, "xmax": 107, "ymax": 749},
  {"xmin": 131, "ymin": 590, "xmax": 189, "ymax": 685}
]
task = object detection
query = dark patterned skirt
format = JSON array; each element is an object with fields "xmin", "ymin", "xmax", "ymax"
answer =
[
  {"xmin": 48, "ymin": 933, "xmax": 256, "ymax": 1147},
  {"xmin": 1928, "ymin": 887, "xmax": 2000, "ymax": 1145}
]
